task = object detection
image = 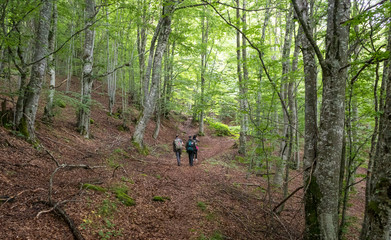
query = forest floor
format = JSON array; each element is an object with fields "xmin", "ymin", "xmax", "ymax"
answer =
[{"xmin": 0, "ymin": 77, "xmax": 364, "ymax": 240}]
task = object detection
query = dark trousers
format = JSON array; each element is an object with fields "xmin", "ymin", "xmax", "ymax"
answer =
[
  {"xmin": 194, "ymin": 150, "xmax": 198, "ymax": 159},
  {"xmin": 188, "ymin": 151, "xmax": 194, "ymax": 166},
  {"xmin": 175, "ymin": 151, "xmax": 181, "ymax": 165}
]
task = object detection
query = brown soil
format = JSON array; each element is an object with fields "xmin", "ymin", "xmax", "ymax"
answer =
[{"xmin": 0, "ymin": 77, "xmax": 364, "ymax": 240}]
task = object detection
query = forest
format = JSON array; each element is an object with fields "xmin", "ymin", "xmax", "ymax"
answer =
[{"xmin": 0, "ymin": 0, "xmax": 390, "ymax": 239}]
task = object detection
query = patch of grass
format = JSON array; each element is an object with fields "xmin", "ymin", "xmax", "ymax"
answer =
[
  {"xmin": 120, "ymin": 176, "xmax": 134, "ymax": 184},
  {"xmin": 152, "ymin": 196, "xmax": 171, "ymax": 202},
  {"xmin": 197, "ymin": 201, "xmax": 207, "ymax": 211},
  {"xmin": 106, "ymin": 148, "xmax": 129, "ymax": 169},
  {"xmin": 234, "ymin": 155, "xmax": 246, "ymax": 163},
  {"xmin": 82, "ymin": 183, "xmax": 107, "ymax": 193},
  {"xmin": 205, "ymin": 157, "xmax": 237, "ymax": 169},
  {"xmin": 155, "ymin": 174, "xmax": 162, "ymax": 179},
  {"xmin": 132, "ymin": 141, "xmax": 149, "ymax": 155},
  {"xmin": 206, "ymin": 212, "xmax": 216, "ymax": 221},
  {"xmin": 198, "ymin": 231, "xmax": 224, "ymax": 240}
]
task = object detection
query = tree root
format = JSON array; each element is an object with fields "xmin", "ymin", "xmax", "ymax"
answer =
[{"xmin": 41, "ymin": 201, "xmax": 85, "ymax": 240}]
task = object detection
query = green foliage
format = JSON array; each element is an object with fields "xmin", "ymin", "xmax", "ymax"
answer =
[
  {"xmin": 82, "ymin": 183, "xmax": 107, "ymax": 193},
  {"xmin": 234, "ymin": 155, "xmax": 245, "ymax": 164},
  {"xmin": 98, "ymin": 199, "xmax": 117, "ymax": 217},
  {"xmin": 112, "ymin": 185, "xmax": 135, "ymax": 206},
  {"xmin": 198, "ymin": 231, "xmax": 224, "ymax": 240},
  {"xmin": 205, "ymin": 118, "xmax": 233, "ymax": 136},
  {"xmin": 54, "ymin": 98, "xmax": 66, "ymax": 108},
  {"xmin": 152, "ymin": 196, "xmax": 171, "ymax": 202},
  {"xmin": 97, "ymin": 219, "xmax": 123, "ymax": 240},
  {"xmin": 197, "ymin": 201, "xmax": 207, "ymax": 211},
  {"xmin": 120, "ymin": 176, "xmax": 134, "ymax": 184},
  {"xmin": 132, "ymin": 141, "xmax": 149, "ymax": 156}
]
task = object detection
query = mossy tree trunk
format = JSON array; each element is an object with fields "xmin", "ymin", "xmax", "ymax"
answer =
[
  {"xmin": 295, "ymin": 0, "xmax": 319, "ymax": 237},
  {"xmin": 19, "ymin": 0, "xmax": 53, "ymax": 141},
  {"xmin": 77, "ymin": 0, "xmax": 95, "ymax": 138},
  {"xmin": 293, "ymin": 0, "xmax": 350, "ymax": 238}
]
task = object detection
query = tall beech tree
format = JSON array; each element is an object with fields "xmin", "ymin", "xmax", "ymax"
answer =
[
  {"xmin": 43, "ymin": 2, "xmax": 58, "ymax": 122},
  {"xmin": 360, "ymin": 25, "xmax": 391, "ymax": 240},
  {"xmin": 293, "ymin": 0, "xmax": 351, "ymax": 238},
  {"xmin": 132, "ymin": 0, "xmax": 176, "ymax": 148},
  {"xmin": 77, "ymin": 0, "xmax": 96, "ymax": 138},
  {"xmin": 18, "ymin": 0, "xmax": 53, "ymax": 141}
]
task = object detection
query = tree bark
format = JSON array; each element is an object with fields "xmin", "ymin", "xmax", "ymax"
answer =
[
  {"xmin": 43, "ymin": 2, "xmax": 58, "ymax": 122},
  {"xmin": 77, "ymin": 0, "xmax": 95, "ymax": 138},
  {"xmin": 199, "ymin": 5, "xmax": 208, "ymax": 136},
  {"xmin": 293, "ymin": 0, "xmax": 350, "ymax": 238},
  {"xmin": 132, "ymin": 0, "xmax": 176, "ymax": 148},
  {"xmin": 273, "ymin": 5, "xmax": 293, "ymax": 187},
  {"xmin": 137, "ymin": 0, "xmax": 148, "ymax": 108},
  {"xmin": 290, "ymin": 26, "xmax": 300, "ymax": 170},
  {"xmin": 360, "ymin": 25, "xmax": 391, "ymax": 240},
  {"xmin": 236, "ymin": 0, "xmax": 247, "ymax": 155},
  {"xmin": 18, "ymin": 0, "xmax": 53, "ymax": 141}
]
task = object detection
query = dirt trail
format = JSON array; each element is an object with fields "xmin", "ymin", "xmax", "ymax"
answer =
[{"xmin": 100, "ymin": 118, "xmax": 303, "ymax": 240}]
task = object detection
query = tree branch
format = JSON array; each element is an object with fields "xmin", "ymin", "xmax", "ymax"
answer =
[
  {"xmin": 203, "ymin": 0, "xmax": 291, "ymax": 125},
  {"xmin": 272, "ymin": 185, "xmax": 304, "ymax": 212},
  {"xmin": 291, "ymin": 0, "xmax": 326, "ymax": 69}
]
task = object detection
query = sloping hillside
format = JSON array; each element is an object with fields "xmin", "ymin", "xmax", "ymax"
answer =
[{"xmin": 2, "ymin": 77, "xmax": 306, "ymax": 239}]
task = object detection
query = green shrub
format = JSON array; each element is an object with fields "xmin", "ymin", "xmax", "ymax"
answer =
[
  {"xmin": 206, "ymin": 118, "xmax": 232, "ymax": 136},
  {"xmin": 55, "ymin": 99, "xmax": 66, "ymax": 108}
]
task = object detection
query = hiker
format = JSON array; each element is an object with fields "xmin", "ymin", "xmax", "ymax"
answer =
[
  {"xmin": 193, "ymin": 135, "xmax": 199, "ymax": 162},
  {"xmin": 186, "ymin": 136, "xmax": 196, "ymax": 166},
  {"xmin": 173, "ymin": 135, "xmax": 183, "ymax": 166}
]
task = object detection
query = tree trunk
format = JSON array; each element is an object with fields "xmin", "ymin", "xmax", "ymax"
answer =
[
  {"xmin": 66, "ymin": 20, "xmax": 74, "ymax": 93},
  {"xmin": 273, "ymin": 5, "xmax": 293, "ymax": 187},
  {"xmin": 236, "ymin": 0, "xmax": 246, "ymax": 155},
  {"xmin": 360, "ymin": 62, "xmax": 383, "ymax": 239},
  {"xmin": 19, "ymin": 0, "xmax": 53, "ymax": 141},
  {"xmin": 290, "ymin": 26, "xmax": 300, "ymax": 170},
  {"xmin": 293, "ymin": 0, "xmax": 317, "ymax": 238},
  {"xmin": 137, "ymin": 0, "xmax": 148, "ymax": 108},
  {"xmin": 295, "ymin": 0, "xmax": 351, "ymax": 238},
  {"xmin": 132, "ymin": 0, "xmax": 176, "ymax": 148},
  {"xmin": 77, "ymin": 0, "xmax": 95, "ymax": 138},
  {"xmin": 43, "ymin": 3, "xmax": 58, "ymax": 122},
  {"xmin": 199, "ymin": 5, "xmax": 208, "ymax": 136},
  {"xmin": 360, "ymin": 26, "xmax": 391, "ymax": 240}
]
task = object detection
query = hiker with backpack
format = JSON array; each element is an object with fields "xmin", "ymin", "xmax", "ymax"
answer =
[
  {"xmin": 173, "ymin": 135, "xmax": 183, "ymax": 166},
  {"xmin": 193, "ymin": 135, "xmax": 199, "ymax": 162},
  {"xmin": 186, "ymin": 136, "xmax": 196, "ymax": 166}
]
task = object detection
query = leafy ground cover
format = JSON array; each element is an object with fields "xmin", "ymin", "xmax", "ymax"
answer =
[{"xmin": 0, "ymin": 77, "xmax": 364, "ymax": 239}]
